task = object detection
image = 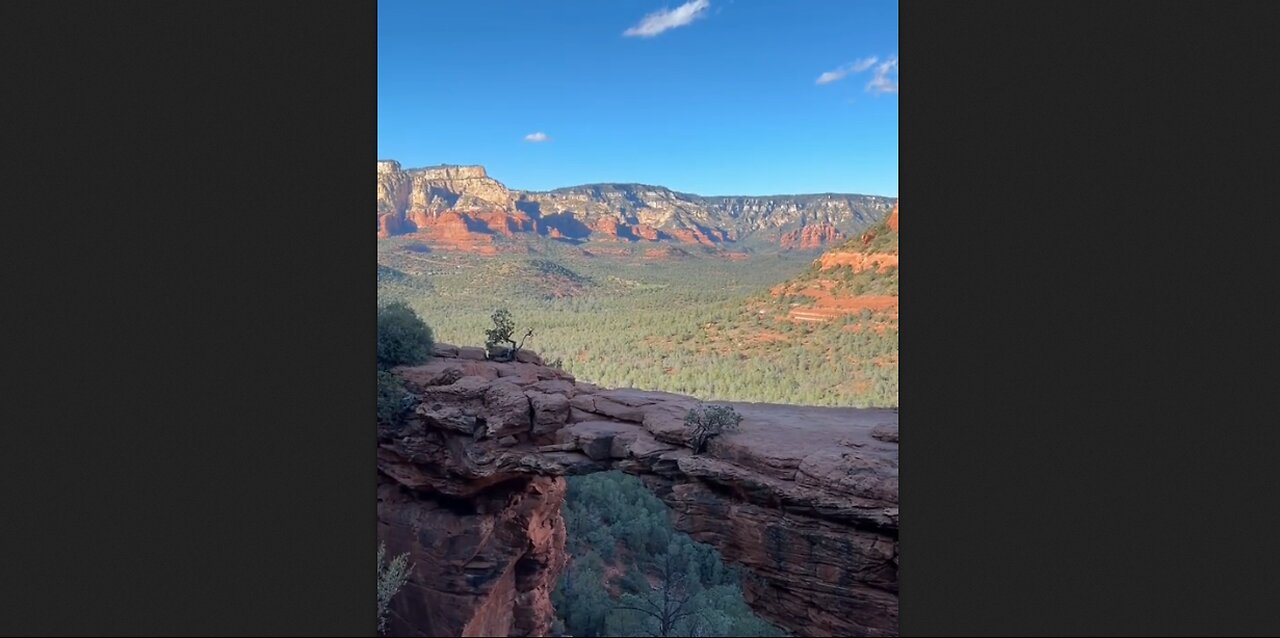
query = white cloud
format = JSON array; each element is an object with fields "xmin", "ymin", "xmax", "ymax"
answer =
[
  {"xmin": 523, "ymin": 132, "xmax": 550, "ymax": 143},
  {"xmin": 866, "ymin": 56, "xmax": 898, "ymax": 94},
  {"xmin": 623, "ymin": 0, "xmax": 710, "ymax": 38},
  {"xmin": 815, "ymin": 57, "xmax": 878, "ymax": 85}
]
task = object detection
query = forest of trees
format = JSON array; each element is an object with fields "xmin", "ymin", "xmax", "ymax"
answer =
[
  {"xmin": 376, "ymin": 241, "xmax": 898, "ymax": 407},
  {"xmin": 552, "ymin": 472, "xmax": 785, "ymax": 638}
]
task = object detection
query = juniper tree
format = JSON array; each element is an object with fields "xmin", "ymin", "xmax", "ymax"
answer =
[
  {"xmin": 377, "ymin": 542, "xmax": 413, "ymax": 635},
  {"xmin": 684, "ymin": 405, "xmax": 743, "ymax": 454},
  {"xmin": 484, "ymin": 308, "xmax": 534, "ymax": 362}
]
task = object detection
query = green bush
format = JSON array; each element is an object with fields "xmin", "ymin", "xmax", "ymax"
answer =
[
  {"xmin": 377, "ymin": 371, "xmax": 412, "ymax": 427},
  {"xmin": 377, "ymin": 302, "xmax": 434, "ymax": 369},
  {"xmin": 377, "ymin": 542, "xmax": 413, "ymax": 635},
  {"xmin": 685, "ymin": 404, "xmax": 743, "ymax": 454}
]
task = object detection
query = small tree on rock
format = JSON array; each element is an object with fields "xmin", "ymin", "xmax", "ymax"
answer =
[
  {"xmin": 684, "ymin": 404, "xmax": 743, "ymax": 454},
  {"xmin": 484, "ymin": 308, "xmax": 534, "ymax": 362}
]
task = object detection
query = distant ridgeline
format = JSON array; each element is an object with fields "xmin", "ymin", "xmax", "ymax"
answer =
[{"xmin": 376, "ymin": 160, "xmax": 896, "ymax": 250}]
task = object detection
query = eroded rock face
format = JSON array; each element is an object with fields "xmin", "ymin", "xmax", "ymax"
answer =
[
  {"xmin": 378, "ymin": 475, "xmax": 567, "ymax": 638},
  {"xmin": 780, "ymin": 223, "xmax": 846, "ymax": 250},
  {"xmin": 376, "ymin": 161, "xmax": 896, "ymax": 249},
  {"xmin": 377, "ymin": 347, "xmax": 899, "ymax": 637}
]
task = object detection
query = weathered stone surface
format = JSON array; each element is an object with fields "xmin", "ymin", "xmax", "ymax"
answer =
[
  {"xmin": 378, "ymin": 474, "xmax": 567, "ymax": 638},
  {"xmin": 527, "ymin": 391, "xmax": 570, "ymax": 438},
  {"xmin": 871, "ymin": 422, "xmax": 899, "ymax": 443},
  {"xmin": 483, "ymin": 381, "xmax": 531, "ymax": 439},
  {"xmin": 378, "ymin": 345, "xmax": 899, "ymax": 637},
  {"xmin": 457, "ymin": 346, "xmax": 487, "ymax": 361},
  {"xmin": 558, "ymin": 421, "xmax": 635, "ymax": 462},
  {"xmin": 514, "ymin": 349, "xmax": 543, "ymax": 365}
]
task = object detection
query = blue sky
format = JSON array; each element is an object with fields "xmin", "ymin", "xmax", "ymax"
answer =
[{"xmin": 378, "ymin": 1, "xmax": 897, "ymax": 197}]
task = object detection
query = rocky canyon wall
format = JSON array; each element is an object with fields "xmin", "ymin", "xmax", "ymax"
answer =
[
  {"xmin": 376, "ymin": 161, "xmax": 895, "ymax": 248},
  {"xmin": 377, "ymin": 346, "xmax": 899, "ymax": 637}
]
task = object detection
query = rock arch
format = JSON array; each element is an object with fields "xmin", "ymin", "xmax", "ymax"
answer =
[{"xmin": 377, "ymin": 345, "xmax": 899, "ymax": 637}]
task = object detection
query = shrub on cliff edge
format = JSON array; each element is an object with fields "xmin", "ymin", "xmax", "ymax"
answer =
[
  {"xmin": 685, "ymin": 404, "xmax": 743, "ymax": 454},
  {"xmin": 377, "ymin": 302, "xmax": 434, "ymax": 369}
]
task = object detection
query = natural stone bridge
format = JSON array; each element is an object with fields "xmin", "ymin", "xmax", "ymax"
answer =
[{"xmin": 377, "ymin": 345, "xmax": 899, "ymax": 637}]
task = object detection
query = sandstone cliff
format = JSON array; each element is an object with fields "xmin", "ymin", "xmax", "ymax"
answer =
[
  {"xmin": 781, "ymin": 223, "xmax": 846, "ymax": 250},
  {"xmin": 377, "ymin": 346, "xmax": 899, "ymax": 637},
  {"xmin": 376, "ymin": 161, "xmax": 896, "ymax": 249},
  {"xmin": 772, "ymin": 203, "xmax": 899, "ymax": 324}
]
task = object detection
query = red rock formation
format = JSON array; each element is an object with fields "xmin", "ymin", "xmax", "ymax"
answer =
[
  {"xmin": 378, "ymin": 475, "xmax": 567, "ymax": 638},
  {"xmin": 405, "ymin": 212, "xmax": 498, "ymax": 254},
  {"xmin": 631, "ymin": 223, "xmax": 662, "ymax": 241},
  {"xmin": 473, "ymin": 211, "xmax": 535, "ymax": 237},
  {"xmin": 378, "ymin": 347, "xmax": 900, "ymax": 637},
  {"xmin": 770, "ymin": 204, "xmax": 900, "ymax": 324},
  {"xmin": 780, "ymin": 224, "xmax": 846, "ymax": 250},
  {"xmin": 378, "ymin": 213, "xmax": 403, "ymax": 239},
  {"xmin": 818, "ymin": 251, "xmax": 899, "ymax": 273},
  {"xmin": 590, "ymin": 217, "xmax": 628, "ymax": 240},
  {"xmin": 667, "ymin": 226, "xmax": 724, "ymax": 246}
]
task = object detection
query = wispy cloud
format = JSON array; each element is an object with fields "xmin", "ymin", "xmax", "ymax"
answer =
[
  {"xmin": 523, "ymin": 132, "xmax": 551, "ymax": 143},
  {"xmin": 623, "ymin": 0, "xmax": 710, "ymax": 38},
  {"xmin": 866, "ymin": 56, "xmax": 898, "ymax": 94},
  {"xmin": 815, "ymin": 57, "xmax": 879, "ymax": 85}
]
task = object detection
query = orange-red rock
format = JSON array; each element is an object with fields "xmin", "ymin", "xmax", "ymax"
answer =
[
  {"xmin": 378, "ymin": 213, "xmax": 403, "ymax": 239},
  {"xmin": 667, "ymin": 226, "xmax": 723, "ymax": 246},
  {"xmin": 818, "ymin": 251, "xmax": 898, "ymax": 273},
  {"xmin": 405, "ymin": 212, "xmax": 498, "ymax": 253},
  {"xmin": 780, "ymin": 224, "xmax": 845, "ymax": 250},
  {"xmin": 631, "ymin": 224, "xmax": 662, "ymax": 241},
  {"xmin": 474, "ymin": 210, "xmax": 535, "ymax": 237},
  {"xmin": 590, "ymin": 217, "xmax": 627, "ymax": 240},
  {"xmin": 770, "ymin": 205, "xmax": 900, "ymax": 324}
]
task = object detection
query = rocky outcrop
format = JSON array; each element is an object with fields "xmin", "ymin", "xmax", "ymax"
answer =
[
  {"xmin": 817, "ymin": 251, "xmax": 898, "ymax": 273},
  {"xmin": 408, "ymin": 212, "xmax": 498, "ymax": 254},
  {"xmin": 631, "ymin": 223, "xmax": 662, "ymax": 241},
  {"xmin": 771, "ymin": 205, "xmax": 900, "ymax": 324},
  {"xmin": 377, "ymin": 161, "xmax": 896, "ymax": 249},
  {"xmin": 781, "ymin": 223, "xmax": 846, "ymax": 250},
  {"xmin": 378, "ymin": 346, "xmax": 899, "ymax": 637}
]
